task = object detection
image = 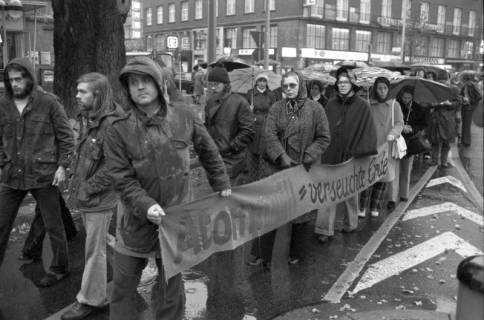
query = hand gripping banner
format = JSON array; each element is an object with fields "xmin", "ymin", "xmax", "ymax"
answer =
[{"xmin": 160, "ymin": 143, "xmax": 390, "ymax": 279}]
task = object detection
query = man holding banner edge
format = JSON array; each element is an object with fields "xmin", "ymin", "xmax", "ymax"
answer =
[{"xmin": 104, "ymin": 56, "xmax": 231, "ymax": 320}]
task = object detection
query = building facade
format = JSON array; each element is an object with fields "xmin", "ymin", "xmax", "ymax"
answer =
[{"xmin": 142, "ymin": 0, "xmax": 482, "ymax": 73}]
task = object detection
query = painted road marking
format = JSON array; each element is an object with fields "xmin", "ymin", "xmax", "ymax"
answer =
[
  {"xmin": 426, "ymin": 176, "xmax": 467, "ymax": 193},
  {"xmin": 449, "ymin": 145, "xmax": 483, "ymax": 212},
  {"xmin": 350, "ymin": 231, "xmax": 483, "ymax": 295},
  {"xmin": 402, "ymin": 202, "xmax": 484, "ymax": 226},
  {"xmin": 322, "ymin": 165, "xmax": 437, "ymax": 303}
]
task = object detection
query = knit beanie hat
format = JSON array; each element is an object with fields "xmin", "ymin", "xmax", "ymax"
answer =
[
  {"xmin": 255, "ymin": 73, "xmax": 269, "ymax": 82},
  {"xmin": 208, "ymin": 66, "xmax": 230, "ymax": 83}
]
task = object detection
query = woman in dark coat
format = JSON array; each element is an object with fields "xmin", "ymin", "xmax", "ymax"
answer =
[
  {"xmin": 460, "ymin": 73, "xmax": 482, "ymax": 146},
  {"xmin": 426, "ymin": 84, "xmax": 461, "ymax": 167},
  {"xmin": 248, "ymin": 71, "xmax": 330, "ymax": 266},
  {"xmin": 245, "ymin": 73, "xmax": 277, "ymax": 182},
  {"xmin": 314, "ymin": 67, "xmax": 378, "ymax": 243}
]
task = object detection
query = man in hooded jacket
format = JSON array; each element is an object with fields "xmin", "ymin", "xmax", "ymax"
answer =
[
  {"xmin": 0, "ymin": 58, "xmax": 74, "ymax": 285},
  {"xmin": 314, "ymin": 67, "xmax": 378, "ymax": 243},
  {"xmin": 104, "ymin": 56, "xmax": 231, "ymax": 320}
]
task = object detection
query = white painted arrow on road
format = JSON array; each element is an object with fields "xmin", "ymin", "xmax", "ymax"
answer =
[
  {"xmin": 350, "ymin": 231, "xmax": 483, "ymax": 295},
  {"xmin": 426, "ymin": 176, "xmax": 467, "ymax": 193},
  {"xmin": 402, "ymin": 202, "xmax": 483, "ymax": 226}
]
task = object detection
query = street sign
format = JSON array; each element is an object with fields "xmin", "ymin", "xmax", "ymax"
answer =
[
  {"xmin": 181, "ymin": 37, "xmax": 190, "ymax": 50},
  {"xmin": 166, "ymin": 36, "xmax": 179, "ymax": 49}
]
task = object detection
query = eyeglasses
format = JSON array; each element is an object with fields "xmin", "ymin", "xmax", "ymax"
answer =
[
  {"xmin": 282, "ymin": 83, "xmax": 298, "ymax": 90},
  {"xmin": 257, "ymin": 79, "xmax": 268, "ymax": 82}
]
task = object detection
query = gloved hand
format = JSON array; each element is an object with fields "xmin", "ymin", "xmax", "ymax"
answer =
[
  {"xmin": 279, "ymin": 153, "xmax": 296, "ymax": 169},
  {"xmin": 302, "ymin": 153, "xmax": 314, "ymax": 172},
  {"xmin": 386, "ymin": 134, "xmax": 395, "ymax": 142}
]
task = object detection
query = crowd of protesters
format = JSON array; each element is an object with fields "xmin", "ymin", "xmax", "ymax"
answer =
[{"xmin": 0, "ymin": 54, "xmax": 482, "ymax": 320}]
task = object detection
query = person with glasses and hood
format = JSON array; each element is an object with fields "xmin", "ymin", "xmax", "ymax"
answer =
[
  {"xmin": 314, "ymin": 67, "xmax": 377, "ymax": 243},
  {"xmin": 359, "ymin": 77, "xmax": 404, "ymax": 218},
  {"xmin": 248, "ymin": 71, "xmax": 330, "ymax": 266},
  {"xmin": 205, "ymin": 64, "xmax": 255, "ymax": 185},
  {"xmin": 104, "ymin": 56, "xmax": 231, "ymax": 320}
]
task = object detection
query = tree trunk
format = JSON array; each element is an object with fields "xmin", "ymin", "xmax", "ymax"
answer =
[{"xmin": 52, "ymin": 0, "xmax": 130, "ymax": 117}]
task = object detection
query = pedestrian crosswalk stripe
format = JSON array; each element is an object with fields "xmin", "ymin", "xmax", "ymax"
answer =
[
  {"xmin": 426, "ymin": 176, "xmax": 467, "ymax": 193},
  {"xmin": 350, "ymin": 231, "xmax": 483, "ymax": 295},
  {"xmin": 402, "ymin": 202, "xmax": 483, "ymax": 226}
]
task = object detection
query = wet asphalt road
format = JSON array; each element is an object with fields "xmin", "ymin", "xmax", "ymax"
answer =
[{"xmin": 0, "ymin": 123, "xmax": 482, "ymax": 320}]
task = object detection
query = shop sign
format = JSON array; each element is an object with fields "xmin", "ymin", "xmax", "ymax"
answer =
[
  {"xmin": 372, "ymin": 53, "xmax": 400, "ymax": 62},
  {"xmin": 238, "ymin": 48, "xmax": 254, "ymax": 55},
  {"xmin": 301, "ymin": 48, "xmax": 368, "ymax": 61},
  {"xmin": 281, "ymin": 47, "xmax": 297, "ymax": 58},
  {"xmin": 181, "ymin": 37, "xmax": 190, "ymax": 50},
  {"xmin": 412, "ymin": 56, "xmax": 445, "ymax": 64},
  {"xmin": 377, "ymin": 16, "xmax": 402, "ymax": 27}
]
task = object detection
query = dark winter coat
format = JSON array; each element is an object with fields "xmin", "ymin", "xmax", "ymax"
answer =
[
  {"xmin": 427, "ymin": 86, "xmax": 461, "ymax": 144},
  {"xmin": 264, "ymin": 73, "xmax": 331, "ymax": 168},
  {"xmin": 193, "ymin": 70, "xmax": 206, "ymax": 96},
  {"xmin": 0, "ymin": 58, "xmax": 74, "ymax": 190},
  {"xmin": 205, "ymin": 90, "xmax": 254, "ymax": 178},
  {"xmin": 397, "ymin": 99, "xmax": 428, "ymax": 140},
  {"xmin": 68, "ymin": 103, "xmax": 124, "ymax": 212},
  {"xmin": 322, "ymin": 93, "xmax": 378, "ymax": 164},
  {"xmin": 460, "ymin": 81, "xmax": 482, "ymax": 111},
  {"xmin": 245, "ymin": 87, "xmax": 277, "ymax": 155},
  {"xmin": 105, "ymin": 57, "xmax": 230, "ymax": 255},
  {"xmin": 312, "ymin": 95, "xmax": 328, "ymax": 108}
]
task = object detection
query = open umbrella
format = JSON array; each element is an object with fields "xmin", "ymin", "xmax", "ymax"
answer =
[
  {"xmin": 303, "ymin": 63, "xmax": 334, "ymax": 73},
  {"xmin": 229, "ymin": 67, "xmax": 281, "ymax": 94},
  {"xmin": 334, "ymin": 60, "xmax": 369, "ymax": 69},
  {"xmin": 457, "ymin": 70, "xmax": 480, "ymax": 83},
  {"xmin": 352, "ymin": 67, "xmax": 404, "ymax": 87},
  {"xmin": 209, "ymin": 55, "xmax": 251, "ymax": 72},
  {"xmin": 408, "ymin": 64, "xmax": 449, "ymax": 81},
  {"xmin": 370, "ymin": 60, "xmax": 411, "ymax": 75},
  {"xmin": 388, "ymin": 76, "xmax": 457, "ymax": 104},
  {"xmin": 300, "ymin": 70, "xmax": 336, "ymax": 85}
]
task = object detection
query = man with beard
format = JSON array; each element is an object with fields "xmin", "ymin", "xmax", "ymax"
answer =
[
  {"xmin": 205, "ymin": 65, "xmax": 254, "ymax": 184},
  {"xmin": 61, "ymin": 73, "xmax": 124, "ymax": 320},
  {"xmin": 0, "ymin": 58, "xmax": 74, "ymax": 286}
]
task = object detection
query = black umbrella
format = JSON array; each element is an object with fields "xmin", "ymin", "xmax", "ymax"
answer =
[{"xmin": 209, "ymin": 56, "xmax": 251, "ymax": 72}]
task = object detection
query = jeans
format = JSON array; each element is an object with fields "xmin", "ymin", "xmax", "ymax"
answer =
[
  {"xmin": 0, "ymin": 184, "xmax": 68, "ymax": 273},
  {"xmin": 76, "ymin": 208, "xmax": 114, "ymax": 307},
  {"xmin": 22, "ymin": 190, "xmax": 77, "ymax": 259},
  {"xmin": 314, "ymin": 195, "xmax": 359, "ymax": 236},
  {"xmin": 110, "ymin": 251, "xmax": 185, "ymax": 320}
]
